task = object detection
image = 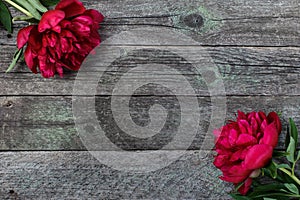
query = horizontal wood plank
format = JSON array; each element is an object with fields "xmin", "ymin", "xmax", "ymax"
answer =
[
  {"xmin": 0, "ymin": 151, "xmax": 232, "ymax": 199},
  {"xmin": 0, "ymin": 0, "xmax": 299, "ymax": 199},
  {"xmin": 0, "ymin": 96, "xmax": 299, "ymax": 150},
  {"xmin": 1, "ymin": 0, "xmax": 299, "ymax": 46},
  {"xmin": 0, "ymin": 46, "xmax": 299, "ymax": 96}
]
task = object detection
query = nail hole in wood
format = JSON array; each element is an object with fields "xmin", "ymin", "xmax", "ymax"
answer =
[
  {"xmin": 7, "ymin": 34, "xmax": 12, "ymax": 39},
  {"xmin": 183, "ymin": 14, "xmax": 204, "ymax": 28},
  {"xmin": 4, "ymin": 101, "xmax": 13, "ymax": 108},
  {"xmin": 9, "ymin": 190, "xmax": 15, "ymax": 194}
]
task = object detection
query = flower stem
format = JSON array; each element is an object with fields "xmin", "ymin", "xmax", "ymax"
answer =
[
  {"xmin": 279, "ymin": 167, "xmax": 300, "ymax": 186},
  {"xmin": 4, "ymin": 0, "xmax": 33, "ymax": 17}
]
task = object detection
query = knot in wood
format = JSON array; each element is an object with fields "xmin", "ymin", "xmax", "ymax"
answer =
[
  {"xmin": 3, "ymin": 101, "xmax": 13, "ymax": 108},
  {"xmin": 182, "ymin": 13, "xmax": 204, "ymax": 28}
]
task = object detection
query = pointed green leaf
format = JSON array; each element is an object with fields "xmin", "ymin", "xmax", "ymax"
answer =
[
  {"xmin": 272, "ymin": 150, "xmax": 289, "ymax": 158},
  {"xmin": 289, "ymin": 118, "xmax": 298, "ymax": 146},
  {"xmin": 40, "ymin": 0, "xmax": 60, "ymax": 7},
  {"xmin": 0, "ymin": 1, "xmax": 12, "ymax": 33},
  {"xmin": 285, "ymin": 124, "xmax": 290, "ymax": 150},
  {"xmin": 6, "ymin": 48, "xmax": 23, "ymax": 73},
  {"xmin": 276, "ymin": 164, "xmax": 292, "ymax": 170},
  {"xmin": 279, "ymin": 189, "xmax": 293, "ymax": 194},
  {"xmin": 12, "ymin": 15, "xmax": 35, "ymax": 23},
  {"xmin": 251, "ymin": 183, "xmax": 286, "ymax": 193},
  {"xmin": 264, "ymin": 161, "xmax": 277, "ymax": 179},
  {"xmin": 229, "ymin": 194, "xmax": 251, "ymax": 200},
  {"xmin": 286, "ymin": 137, "xmax": 295, "ymax": 163},
  {"xmin": 249, "ymin": 192, "xmax": 299, "ymax": 199},
  {"xmin": 28, "ymin": 0, "xmax": 48, "ymax": 12},
  {"xmin": 13, "ymin": 0, "xmax": 42, "ymax": 20},
  {"xmin": 284, "ymin": 183, "xmax": 299, "ymax": 195}
]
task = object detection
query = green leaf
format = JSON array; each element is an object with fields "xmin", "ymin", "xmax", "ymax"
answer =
[
  {"xmin": 284, "ymin": 183, "xmax": 299, "ymax": 195},
  {"xmin": 297, "ymin": 150, "xmax": 300, "ymax": 161},
  {"xmin": 289, "ymin": 118, "xmax": 298, "ymax": 147},
  {"xmin": 28, "ymin": 0, "xmax": 48, "ymax": 12},
  {"xmin": 272, "ymin": 150, "xmax": 289, "ymax": 158},
  {"xmin": 263, "ymin": 198, "xmax": 277, "ymax": 200},
  {"xmin": 12, "ymin": 15, "xmax": 35, "ymax": 23},
  {"xmin": 249, "ymin": 192, "xmax": 299, "ymax": 199},
  {"xmin": 235, "ymin": 181, "xmax": 246, "ymax": 192},
  {"xmin": 286, "ymin": 137, "xmax": 296, "ymax": 163},
  {"xmin": 39, "ymin": 0, "xmax": 60, "ymax": 7},
  {"xmin": 229, "ymin": 194, "xmax": 251, "ymax": 200},
  {"xmin": 264, "ymin": 161, "xmax": 277, "ymax": 179},
  {"xmin": 13, "ymin": 0, "xmax": 42, "ymax": 20},
  {"xmin": 250, "ymin": 183, "xmax": 286, "ymax": 194},
  {"xmin": 285, "ymin": 125, "xmax": 290, "ymax": 150},
  {"xmin": 276, "ymin": 164, "xmax": 292, "ymax": 170},
  {"xmin": 6, "ymin": 48, "xmax": 23, "ymax": 73},
  {"xmin": 0, "ymin": 1, "xmax": 13, "ymax": 33}
]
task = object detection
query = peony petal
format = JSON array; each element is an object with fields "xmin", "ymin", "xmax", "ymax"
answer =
[
  {"xmin": 260, "ymin": 122, "xmax": 279, "ymax": 148},
  {"xmin": 228, "ymin": 129, "xmax": 238, "ymax": 146},
  {"xmin": 238, "ymin": 120, "xmax": 252, "ymax": 134},
  {"xmin": 236, "ymin": 134, "xmax": 257, "ymax": 147},
  {"xmin": 213, "ymin": 128, "xmax": 222, "ymax": 139},
  {"xmin": 39, "ymin": 59, "xmax": 55, "ymax": 78},
  {"xmin": 73, "ymin": 15, "xmax": 93, "ymax": 26},
  {"xmin": 44, "ymin": 32, "xmax": 58, "ymax": 48},
  {"xmin": 216, "ymin": 136, "xmax": 231, "ymax": 149},
  {"xmin": 17, "ymin": 25, "xmax": 35, "ymax": 49},
  {"xmin": 250, "ymin": 117, "xmax": 258, "ymax": 135},
  {"xmin": 220, "ymin": 175, "xmax": 247, "ymax": 184},
  {"xmin": 38, "ymin": 10, "xmax": 65, "ymax": 32},
  {"xmin": 220, "ymin": 164, "xmax": 251, "ymax": 184},
  {"xmin": 267, "ymin": 112, "xmax": 282, "ymax": 133},
  {"xmin": 24, "ymin": 45, "xmax": 37, "ymax": 73},
  {"xmin": 237, "ymin": 110, "xmax": 247, "ymax": 120},
  {"xmin": 244, "ymin": 144, "xmax": 273, "ymax": 170},
  {"xmin": 214, "ymin": 154, "xmax": 228, "ymax": 168},
  {"xmin": 55, "ymin": 0, "xmax": 86, "ymax": 18},
  {"xmin": 71, "ymin": 21, "xmax": 91, "ymax": 36},
  {"xmin": 230, "ymin": 149, "xmax": 244, "ymax": 162},
  {"xmin": 84, "ymin": 9, "xmax": 104, "ymax": 23},
  {"xmin": 237, "ymin": 178, "xmax": 252, "ymax": 195},
  {"xmin": 260, "ymin": 119, "xmax": 268, "ymax": 132},
  {"xmin": 55, "ymin": 63, "xmax": 64, "ymax": 78}
]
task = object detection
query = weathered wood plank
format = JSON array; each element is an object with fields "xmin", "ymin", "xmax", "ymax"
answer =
[
  {"xmin": 0, "ymin": 46, "xmax": 299, "ymax": 96},
  {"xmin": 0, "ymin": 96, "xmax": 299, "ymax": 150},
  {"xmin": 0, "ymin": 151, "xmax": 232, "ymax": 199},
  {"xmin": 1, "ymin": 46, "xmax": 300, "ymax": 72},
  {"xmin": 0, "ymin": 0, "xmax": 299, "ymax": 46}
]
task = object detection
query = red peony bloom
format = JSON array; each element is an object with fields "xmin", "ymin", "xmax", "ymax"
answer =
[
  {"xmin": 213, "ymin": 111, "xmax": 281, "ymax": 195},
  {"xmin": 17, "ymin": 0, "xmax": 104, "ymax": 78}
]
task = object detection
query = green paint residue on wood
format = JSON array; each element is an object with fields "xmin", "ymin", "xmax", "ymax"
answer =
[
  {"xmin": 25, "ymin": 100, "xmax": 73, "ymax": 122},
  {"xmin": 171, "ymin": 6, "xmax": 223, "ymax": 35},
  {"xmin": 20, "ymin": 127, "xmax": 81, "ymax": 149}
]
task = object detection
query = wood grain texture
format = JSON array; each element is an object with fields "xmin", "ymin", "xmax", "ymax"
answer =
[
  {"xmin": 0, "ymin": 0, "xmax": 299, "ymax": 199},
  {"xmin": 0, "ymin": 151, "xmax": 232, "ymax": 199},
  {"xmin": 1, "ymin": 0, "xmax": 300, "ymax": 46},
  {"xmin": 0, "ymin": 96, "xmax": 299, "ymax": 151},
  {"xmin": 0, "ymin": 46, "xmax": 299, "ymax": 96}
]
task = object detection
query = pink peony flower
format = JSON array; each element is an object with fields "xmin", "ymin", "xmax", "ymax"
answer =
[
  {"xmin": 17, "ymin": 0, "xmax": 104, "ymax": 78},
  {"xmin": 213, "ymin": 111, "xmax": 282, "ymax": 195}
]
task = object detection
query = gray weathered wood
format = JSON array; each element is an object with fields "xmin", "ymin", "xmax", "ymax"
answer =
[
  {"xmin": 0, "ymin": 46, "xmax": 299, "ymax": 96},
  {"xmin": 0, "ymin": 96, "xmax": 299, "ymax": 150},
  {"xmin": 0, "ymin": 151, "xmax": 232, "ymax": 199},
  {"xmin": 1, "ymin": 0, "xmax": 300, "ymax": 46},
  {"xmin": 0, "ymin": 0, "xmax": 299, "ymax": 199}
]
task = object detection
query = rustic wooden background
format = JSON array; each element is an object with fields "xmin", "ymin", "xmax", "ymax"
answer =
[{"xmin": 0, "ymin": 0, "xmax": 300, "ymax": 199}]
